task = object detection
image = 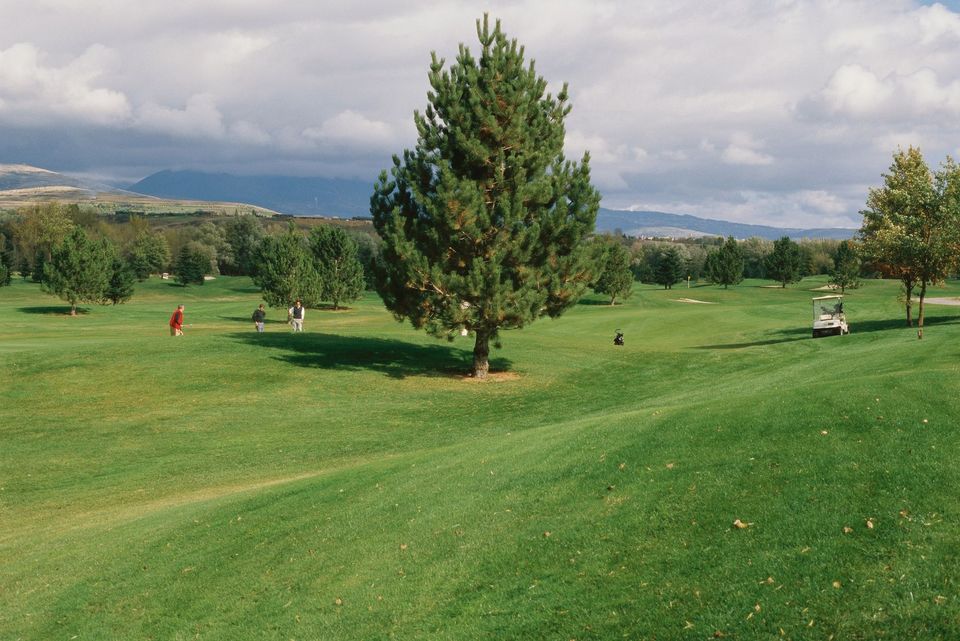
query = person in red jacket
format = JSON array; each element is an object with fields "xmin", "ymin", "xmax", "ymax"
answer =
[{"xmin": 169, "ymin": 304, "xmax": 184, "ymax": 336}]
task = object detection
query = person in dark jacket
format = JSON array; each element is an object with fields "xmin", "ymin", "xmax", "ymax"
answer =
[{"xmin": 252, "ymin": 303, "xmax": 266, "ymax": 333}]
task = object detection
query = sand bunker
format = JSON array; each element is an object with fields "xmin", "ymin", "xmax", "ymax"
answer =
[
  {"xmin": 924, "ymin": 297, "xmax": 960, "ymax": 306},
  {"xmin": 672, "ymin": 298, "xmax": 717, "ymax": 304}
]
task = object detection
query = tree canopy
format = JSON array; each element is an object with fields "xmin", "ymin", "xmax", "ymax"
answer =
[
  {"xmin": 309, "ymin": 226, "xmax": 364, "ymax": 310},
  {"xmin": 705, "ymin": 236, "xmax": 744, "ymax": 289},
  {"xmin": 859, "ymin": 147, "xmax": 960, "ymax": 337},
  {"xmin": 370, "ymin": 15, "xmax": 600, "ymax": 377},
  {"xmin": 764, "ymin": 236, "xmax": 802, "ymax": 288},
  {"xmin": 252, "ymin": 224, "xmax": 321, "ymax": 308},
  {"xmin": 592, "ymin": 239, "xmax": 633, "ymax": 305},
  {"xmin": 42, "ymin": 227, "xmax": 114, "ymax": 315}
]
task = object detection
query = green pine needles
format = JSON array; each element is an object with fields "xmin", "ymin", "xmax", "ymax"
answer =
[{"xmin": 370, "ymin": 15, "xmax": 600, "ymax": 378}]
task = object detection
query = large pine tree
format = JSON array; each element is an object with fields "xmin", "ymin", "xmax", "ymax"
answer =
[{"xmin": 370, "ymin": 16, "xmax": 600, "ymax": 378}]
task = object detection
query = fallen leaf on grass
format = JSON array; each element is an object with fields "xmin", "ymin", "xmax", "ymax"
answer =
[
  {"xmin": 543, "ymin": 531, "xmax": 551, "ymax": 538},
  {"xmin": 666, "ymin": 463, "xmax": 675, "ymax": 469},
  {"xmin": 733, "ymin": 519, "xmax": 752, "ymax": 529},
  {"xmin": 843, "ymin": 526, "xmax": 853, "ymax": 534},
  {"xmin": 334, "ymin": 597, "xmax": 343, "ymax": 606},
  {"xmin": 832, "ymin": 580, "xmax": 842, "ymax": 589},
  {"xmin": 399, "ymin": 543, "xmax": 408, "ymax": 551},
  {"xmin": 713, "ymin": 631, "xmax": 726, "ymax": 638},
  {"xmin": 866, "ymin": 518, "xmax": 875, "ymax": 529},
  {"xmin": 820, "ymin": 430, "xmax": 828, "ymax": 436}
]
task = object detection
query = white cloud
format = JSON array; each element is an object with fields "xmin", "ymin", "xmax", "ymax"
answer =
[
  {"xmin": 0, "ymin": 42, "xmax": 131, "ymax": 125},
  {"xmin": 302, "ymin": 110, "xmax": 397, "ymax": 148},
  {"xmin": 137, "ymin": 94, "xmax": 224, "ymax": 138}
]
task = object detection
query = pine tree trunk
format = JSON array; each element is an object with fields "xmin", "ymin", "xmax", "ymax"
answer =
[
  {"xmin": 473, "ymin": 330, "xmax": 490, "ymax": 379},
  {"xmin": 917, "ymin": 281, "xmax": 926, "ymax": 339}
]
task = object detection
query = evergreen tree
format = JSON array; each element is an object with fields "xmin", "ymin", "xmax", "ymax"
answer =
[
  {"xmin": 308, "ymin": 226, "xmax": 364, "ymax": 310},
  {"xmin": 655, "ymin": 246, "xmax": 684, "ymax": 289},
  {"xmin": 18, "ymin": 254, "xmax": 30, "ymax": 280},
  {"xmin": 31, "ymin": 250, "xmax": 46, "ymax": 283},
  {"xmin": 764, "ymin": 236, "xmax": 802, "ymax": 288},
  {"xmin": 42, "ymin": 227, "xmax": 113, "ymax": 315},
  {"xmin": 370, "ymin": 16, "xmax": 600, "ymax": 378},
  {"xmin": 829, "ymin": 240, "xmax": 861, "ymax": 294},
  {"xmin": 128, "ymin": 231, "xmax": 171, "ymax": 280},
  {"xmin": 174, "ymin": 244, "xmax": 209, "ymax": 287},
  {"xmin": 705, "ymin": 236, "xmax": 744, "ymax": 289},
  {"xmin": 252, "ymin": 225, "xmax": 322, "ymax": 308},
  {"xmin": 105, "ymin": 255, "xmax": 136, "ymax": 305},
  {"xmin": 592, "ymin": 240, "xmax": 633, "ymax": 305}
]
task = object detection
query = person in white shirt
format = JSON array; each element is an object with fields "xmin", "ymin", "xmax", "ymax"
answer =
[{"xmin": 288, "ymin": 300, "xmax": 305, "ymax": 332}]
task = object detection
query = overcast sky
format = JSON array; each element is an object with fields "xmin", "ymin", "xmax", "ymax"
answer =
[{"xmin": 2, "ymin": 0, "xmax": 960, "ymax": 227}]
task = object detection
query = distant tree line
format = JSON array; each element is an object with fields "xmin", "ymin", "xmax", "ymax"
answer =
[{"xmin": 0, "ymin": 203, "xmax": 376, "ymax": 313}]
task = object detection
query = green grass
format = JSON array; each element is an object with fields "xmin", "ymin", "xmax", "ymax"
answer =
[{"xmin": 2, "ymin": 275, "xmax": 960, "ymax": 640}]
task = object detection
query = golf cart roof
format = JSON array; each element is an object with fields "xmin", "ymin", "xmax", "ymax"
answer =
[{"xmin": 812, "ymin": 294, "xmax": 844, "ymax": 301}]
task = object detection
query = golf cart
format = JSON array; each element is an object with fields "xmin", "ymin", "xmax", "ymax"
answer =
[{"xmin": 812, "ymin": 294, "xmax": 849, "ymax": 338}]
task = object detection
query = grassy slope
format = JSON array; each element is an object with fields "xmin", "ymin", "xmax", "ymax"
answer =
[{"xmin": 1, "ymin": 277, "xmax": 959, "ymax": 640}]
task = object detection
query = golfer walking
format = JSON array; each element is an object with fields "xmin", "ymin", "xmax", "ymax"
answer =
[{"xmin": 169, "ymin": 304, "xmax": 185, "ymax": 336}]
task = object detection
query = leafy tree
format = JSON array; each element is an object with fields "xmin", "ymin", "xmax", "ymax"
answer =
[
  {"xmin": 12, "ymin": 203, "xmax": 75, "ymax": 269},
  {"xmin": 105, "ymin": 255, "xmax": 136, "ymax": 305},
  {"xmin": 764, "ymin": 236, "xmax": 802, "ymax": 287},
  {"xmin": 308, "ymin": 225, "xmax": 364, "ymax": 310},
  {"xmin": 42, "ymin": 227, "xmax": 113, "ymax": 315},
  {"xmin": 370, "ymin": 16, "xmax": 600, "ymax": 378},
  {"xmin": 705, "ymin": 236, "xmax": 744, "ymax": 289},
  {"xmin": 0, "ymin": 233, "xmax": 12, "ymax": 287},
  {"xmin": 223, "ymin": 214, "xmax": 263, "ymax": 276},
  {"xmin": 252, "ymin": 225, "xmax": 322, "ymax": 308},
  {"xmin": 829, "ymin": 240, "xmax": 861, "ymax": 294},
  {"xmin": 741, "ymin": 236, "xmax": 772, "ymax": 278},
  {"xmin": 860, "ymin": 147, "xmax": 960, "ymax": 338},
  {"xmin": 654, "ymin": 246, "xmax": 684, "ymax": 289},
  {"xmin": 592, "ymin": 240, "xmax": 633, "ymax": 305},
  {"xmin": 174, "ymin": 244, "xmax": 210, "ymax": 287},
  {"xmin": 128, "ymin": 231, "xmax": 171, "ymax": 280}
]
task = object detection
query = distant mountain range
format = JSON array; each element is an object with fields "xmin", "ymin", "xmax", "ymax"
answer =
[
  {"xmin": 130, "ymin": 169, "xmax": 856, "ymax": 240},
  {"xmin": 129, "ymin": 170, "xmax": 373, "ymax": 218},
  {"xmin": 594, "ymin": 208, "xmax": 857, "ymax": 240},
  {"xmin": 2, "ymin": 165, "xmax": 858, "ymax": 240}
]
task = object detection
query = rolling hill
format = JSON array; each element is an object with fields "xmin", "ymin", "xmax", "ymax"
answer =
[{"xmin": 0, "ymin": 164, "xmax": 277, "ymax": 217}]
